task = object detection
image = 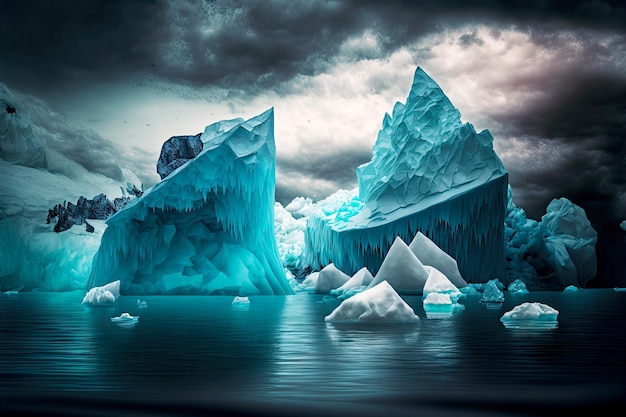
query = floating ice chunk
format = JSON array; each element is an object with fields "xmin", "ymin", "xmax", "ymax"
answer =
[
  {"xmin": 422, "ymin": 265, "xmax": 461, "ymax": 299},
  {"xmin": 3, "ymin": 290, "xmax": 18, "ymax": 296},
  {"xmin": 110, "ymin": 312, "xmax": 139, "ymax": 326},
  {"xmin": 614, "ymin": 287, "xmax": 626, "ymax": 292},
  {"xmin": 423, "ymin": 292, "xmax": 453, "ymax": 312},
  {"xmin": 409, "ymin": 232, "xmax": 467, "ymax": 288},
  {"xmin": 367, "ymin": 236, "xmax": 428, "ymax": 294},
  {"xmin": 315, "ymin": 263, "xmax": 351, "ymax": 294},
  {"xmin": 337, "ymin": 267, "xmax": 374, "ymax": 292},
  {"xmin": 500, "ymin": 302, "xmax": 559, "ymax": 329},
  {"xmin": 563, "ymin": 285, "xmax": 580, "ymax": 292},
  {"xmin": 331, "ymin": 268, "xmax": 374, "ymax": 300},
  {"xmin": 480, "ymin": 279, "xmax": 504, "ymax": 303},
  {"xmin": 324, "ymin": 281, "xmax": 420, "ymax": 324},
  {"xmin": 621, "ymin": 220, "xmax": 626, "ymax": 231},
  {"xmin": 136, "ymin": 299, "xmax": 148, "ymax": 309},
  {"xmin": 82, "ymin": 280, "xmax": 120, "ymax": 306},
  {"xmin": 232, "ymin": 295, "xmax": 250, "ymax": 310},
  {"xmin": 507, "ymin": 279, "xmax": 529, "ymax": 295}
]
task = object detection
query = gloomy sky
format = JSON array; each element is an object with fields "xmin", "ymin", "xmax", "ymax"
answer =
[{"xmin": 1, "ymin": 0, "xmax": 625, "ymax": 283}]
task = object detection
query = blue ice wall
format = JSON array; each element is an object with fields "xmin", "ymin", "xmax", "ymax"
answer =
[
  {"xmin": 304, "ymin": 175, "xmax": 507, "ymax": 282},
  {"xmin": 88, "ymin": 108, "xmax": 293, "ymax": 295},
  {"xmin": 304, "ymin": 67, "xmax": 508, "ymax": 282}
]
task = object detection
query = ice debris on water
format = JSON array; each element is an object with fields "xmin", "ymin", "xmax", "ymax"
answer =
[
  {"xmin": 232, "ymin": 296, "xmax": 250, "ymax": 310},
  {"xmin": 110, "ymin": 312, "xmax": 139, "ymax": 326}
]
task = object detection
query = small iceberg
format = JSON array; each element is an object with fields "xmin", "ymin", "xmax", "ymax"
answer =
[
  {"xmin": 500, "ymin": 302, "xmax": 559, "ymax": 329},
  {"xmin": 325, "ymin": 280, "xmax": 420, "ymax": 324},
  {"xmin": 137, "ymin": 299, "xmax": 148, "ymax": 309},
  {"xmin": 232, "ymin": 296, "xmax": 250, "ymax": 310},
  {"xmin": 3, "ymin": 290, "xmax": 19, "ymax": 296},
  {"xmin": 563, "ymin": 285, "xmax": 580, "ymax": 292},
  {"xmin": 507, "ymin": 279, "xmax": 529, "ymax": 295},
  {"xmin": 83, "ymin": 280, "xmax": 120, "ymax": 306},
  {"xmin": 423, "ymin": 292, "xmax": 464, "ymax": 319},
  {"xmin": 480, "ymin": 279, "xmax": 505, "ymax": 304},
  {"xmin": 110, "ymin": 312, "xmax": 139, "ymax": 327}
]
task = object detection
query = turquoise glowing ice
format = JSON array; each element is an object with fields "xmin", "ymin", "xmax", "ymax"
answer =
[{"xmin": 88, "ymin": 109, "xmax": 293, "ymax": 295}]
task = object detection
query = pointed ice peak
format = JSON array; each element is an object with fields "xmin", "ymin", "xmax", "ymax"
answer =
[
  {"xmin": 356, "ymin": 66, "xmax": 506, "ymax": 214},
  {"xmin": 409, "ymin": 232, "xmax": 467, "ymax": 288},
  {"xmin": 325, "ymin": 280, "xmax": 420, "ymax": 324},
  {"xmin": 336, "ymin": 267, "xmax": 374, "ymax": 292},
  {"xmin": 315, "ymin": 263, "xmax": 351, "ymax": 294},
  {"xmin": 201, "ymin": 108, "xmax": 275, "ymax": 158},
  {"xmin": 404, "ymin": 66, "xmax": 460, "ymax": 127},
  {"xmin": 368, "ymin": 236, "xmax": 429, "ymax": 294}
]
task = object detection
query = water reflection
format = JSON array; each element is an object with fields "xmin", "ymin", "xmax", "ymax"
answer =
[{"xmin": 501, "ymin": 320, "xmax": 559, "ymax": 330}]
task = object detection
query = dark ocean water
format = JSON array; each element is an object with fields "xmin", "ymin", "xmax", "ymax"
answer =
[{"xmin": 1, "ymin": 288, "xmax": 625, "ymax": 417}]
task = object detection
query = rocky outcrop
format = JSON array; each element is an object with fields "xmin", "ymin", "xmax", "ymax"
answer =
[
  {"xmin": 47, "ymin": 183, "xmax": 142, "ymax": 233},
  {"xmin": 156, "ymin": 134, "xmax": 203, "ymax": 180}
]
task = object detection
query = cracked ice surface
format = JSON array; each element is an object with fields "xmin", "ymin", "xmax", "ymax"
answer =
[{"xmin": 88, "ymin": 109, "xmax": 292, "ymax": 296}]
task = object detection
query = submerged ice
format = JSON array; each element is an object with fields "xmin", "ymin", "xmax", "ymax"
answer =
[{"xmin": 88, "ymin": 108, "xmax": 293, "ymax": 296}]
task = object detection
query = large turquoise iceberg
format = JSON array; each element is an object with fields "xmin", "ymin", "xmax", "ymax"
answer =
[
  {"xmin": 303, "ymin": 67, "xmax": 508, "ymax": 283},
  {"xmin": 88, "ymin": 108, "xmax": 293, "ymax": 295}
]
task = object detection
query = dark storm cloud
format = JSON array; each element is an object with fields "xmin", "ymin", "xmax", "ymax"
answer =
[
  {"xmin": 0, "ymin": 0, "xmax": 166, "ymax": 90},
  {"xmin": 26, "ymin": 97, "xmax": 155, "ymax": 186},
  {"xmin": 3, "ymin": 0, "xmax": 624, "ymax": 95},
  {"xmin": 494, "ymin": 68, "xmax": 626, "ymax": 218}
]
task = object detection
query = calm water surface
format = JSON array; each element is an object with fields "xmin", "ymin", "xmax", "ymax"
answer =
[{"xmin": 1, "ymin": 288, "xmax": 625, "ymax": 416}]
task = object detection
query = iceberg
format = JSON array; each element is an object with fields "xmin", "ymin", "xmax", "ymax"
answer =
[
  {"xmin": 505, "ymin": 187, "xmax": 598, "ymax": 289},
  {"xmin": 110, "ymin": 312, "xmax": 139, "ymax": 327},
  {"xmin": 366, "ymin": 236, "xmax": 429, "ymax": 294},
  {"xmin": 303, "ymin": 67, "xmax": 508, "ymax": 283},
  {"xmin": 422, "ymin": 292, "xmax": 454, "ymax": 315},
  {"xmin": 87, "ymin": 109, "xmax": 293, "ymax": 296},
  {"xmin": 409, "ymin": 232, "xmax": 467, "ymax": 288},
  {"xmin": 422, "ymin": 265, "xmax": 461, "ymax": 298},
  {"xmin": 332, "ymin": 267, "xmax": 373, "ymax": 292},
  {"xmin": 82, "ymin": 280, "xmax": 120, "ymax": 306},
  {"xmin": 314, "ymin": 263, "xmax": 351, "ymax": 294},
  {"xmin": 507, "ymin": 279, "xmax": 529, "ymax": 295},
  {"xmin": 324, "ymin": 280, "xmax": 420, "ymax": 324},
  {"xmin": 500, "ymin": 302, "xmax": 559, "ymax": 329},
  {"xmin": 232, "ymin": 295, "xmax": 250, "ymax": 310},
  {"xmin": 480, "ymin": 278, "xmax": 505, "ymax": 303}
]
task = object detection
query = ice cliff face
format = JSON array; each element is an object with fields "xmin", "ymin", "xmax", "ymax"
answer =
[
  {"xmin": 88, "ymin": 108, "xmax": 293, "ymax": 296},
  {"xmin": 304, "ymin": 67, "xmax": 508, "ymax": 283}
]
